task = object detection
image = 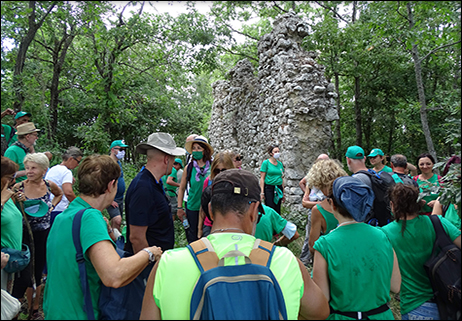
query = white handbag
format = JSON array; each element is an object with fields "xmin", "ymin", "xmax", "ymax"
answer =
[{"xmin": 1, "ymin": 288, "xmax": 21, "ymax": 320}]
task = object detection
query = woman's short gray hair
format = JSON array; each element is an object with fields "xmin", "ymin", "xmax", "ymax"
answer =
[
  {"xmin": 62, "ymin": 146, "xmax": 83, "ymax": 161},
  {"xmin": 23, "ymin": 153, "xmax": 50, "ymax": 172}
]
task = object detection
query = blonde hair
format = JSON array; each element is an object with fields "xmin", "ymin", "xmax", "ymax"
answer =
[
  {"xmin": 306, "ymin": 159, "xmax": 347, "ymax": 196},
  {"xmin": 23, "ymin": 153, "xmax": 50, "ymax": 172},
  {"xmin": 210, "ymin": 152, "xmax": 235, "ymax": 180}
]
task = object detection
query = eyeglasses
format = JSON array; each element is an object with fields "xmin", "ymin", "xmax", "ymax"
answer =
[
  {"xmin": 73, "ymin": 157, "xmax": 81, "ymax": 164},
  {"xmin": 213, "ymin": 168, "xmax": 227, "ymax": 175},
  {"xmin": 235, "ymin": 156, "xmax": 243, "ymax": 161},
  {"xmin": 114, "ymin": 148, "xmax": 125, "ymax": 151}
]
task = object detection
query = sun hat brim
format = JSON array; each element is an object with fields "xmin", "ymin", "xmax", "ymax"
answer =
[
  {"xmin": 136, "ymin": 144, "xmax": 185, "ymax": 156},
  {"xmin": 184, "ymin": 137, "xmax": 214, "ymax": 155}
]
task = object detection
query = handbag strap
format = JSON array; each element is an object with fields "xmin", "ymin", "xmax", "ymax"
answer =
[
  {"xmin": 428, "ymin": 215, "xmax": 453, "ymax": 255},
  {"xmin": 72, "ymin": 209, "xmax": 96, "ymax": 320}
]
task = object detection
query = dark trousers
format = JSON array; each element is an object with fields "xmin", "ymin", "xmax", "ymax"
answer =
[
  {"xmin": 13, "ymin": 228, "xmax": 49, "ymax": 299},
  {"xmin": 185, "ymin": 208, "xmax": 199, "ymax": 244},
  {"xmin": 264, "ymin": 184, "xmax": 282, "ymax": 214}
]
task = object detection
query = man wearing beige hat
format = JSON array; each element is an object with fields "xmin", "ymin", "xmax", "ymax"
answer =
[
  {"xmin": 4, "ymin": 122, "xmax": 40, "ymax": 182},
  {"xmin": 125, "ymin": 132, "xmax": 185, "ymax": 257}
]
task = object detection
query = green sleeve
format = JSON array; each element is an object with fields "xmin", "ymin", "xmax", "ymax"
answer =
[
  {"xmin": 4, "ymin": 147, "xmax": 19, "ymax": 163},
  {"xmin": 260, "ymin": 159, "xmax": 268, "ymax": 173},
  {"xmin": 168, "ymin": 167, "xmax": 177, "ymax": 179},
  {"xmin": 81, "ymin": 209, "xmax": 114, "ymax": 256},
  {"xmin": 270, "ymin": 207, "xmax": 288, "ymax": 234},
  {"xmin": 439, "ymin": 215, "xmax": 461, "ymax": 242}
]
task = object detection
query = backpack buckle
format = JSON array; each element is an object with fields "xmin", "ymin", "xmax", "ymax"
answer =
[{"xmin": 357, "ymin": 311, "xmax": 362, "ymax": 319}]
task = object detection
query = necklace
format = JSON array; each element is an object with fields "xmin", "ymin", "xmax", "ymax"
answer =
[
  {"xmin": 210, "ymin": 228, "xmax": 245, "ymax": 234},
  {"xmin": 338, "ymin": 220, "xmax": 358, "ymax": 227}
]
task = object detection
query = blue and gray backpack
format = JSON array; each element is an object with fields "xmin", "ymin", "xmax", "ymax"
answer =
[{"xmin": 187, "ymin": 238, "xmax": 287, "ymax": 320}]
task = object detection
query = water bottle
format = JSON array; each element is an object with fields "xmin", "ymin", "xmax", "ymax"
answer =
[{"xmin": 183, "ymin": 218, "xmax": 190, "ymax": 229}]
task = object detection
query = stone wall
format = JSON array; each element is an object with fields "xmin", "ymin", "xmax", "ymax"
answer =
[{"xmin": 208, "ymin": 12, "xmax": 338, "ymax": 215}]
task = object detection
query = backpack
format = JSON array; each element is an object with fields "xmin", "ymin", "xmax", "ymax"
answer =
[
  {"xmin": 356, "ymin": 169, "xmax": 396, "ymax": 227},
  {"xmin": 1, "ymin": 125, "xmax": 15, "ymax": 156},
  {"xmin": 72, "ymin": 209, "xmax": 150, "ymax": 320},
  {"xmin": 187, "ymin": 238, "xmax": 287, "ymax": 320},
  {"xmin": 424, "ymin": 215, "xmax": 461, "ymax": 320}
]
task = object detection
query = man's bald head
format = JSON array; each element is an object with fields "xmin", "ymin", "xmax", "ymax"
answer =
[
  {"xmin": 317, "ymin": 154, "xmax": 329, "ymax": 160},
  {"xmin": 186, "ymin": 134, "xmax": 198, "ymax": 142}
]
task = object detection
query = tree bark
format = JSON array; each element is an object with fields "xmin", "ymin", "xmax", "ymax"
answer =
[
  {"xmin": 334, "ymin": 72, "xmax": 342, "ymax": 160},
  {"xmin": 354, "ymin": 76, "xmax": 362, "ymax": 146},
  {"xmin": 407, "ymin": 2, "xmax": 437, "ymax": 161},
  {"xmin": 13, "ymin": 1, "xmax": 57, "ymax": 112}
]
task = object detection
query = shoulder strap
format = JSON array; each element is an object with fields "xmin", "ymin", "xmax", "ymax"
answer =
[
  {"xmin": 71, "ymin": 209, "xmax": 96, "ymax": 320},
  {"xmin": 428, "ymin": 215, "xmax": 453, "ymax": 255},
  {"xmin": 392, "ymin": 173, "xmax": 404, "ymax": 184},
  {"xmin": 187, "ymin": 238, "xmax": 219, "ymax": 273},
  {"xmin": 186, "ymin": 161, "xmax": 194, "ymax": 189},
  {"xmin": 43, "ymin": 179, "xmax": 52, "ymax": 192},
  {"xmin": 249, "ymin": 239, "xmax": 275, "ymax": 268}
]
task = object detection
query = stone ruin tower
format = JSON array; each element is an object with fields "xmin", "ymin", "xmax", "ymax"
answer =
[{"xmin": 208, "ymin": 12, "xmax": 338, "ymax": 215}]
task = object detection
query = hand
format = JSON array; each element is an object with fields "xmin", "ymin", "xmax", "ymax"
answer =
[
  {"xmin": 1, "ymin": 184, "xmax": 15, "ymax": 206},
  {"xmin": 103, "ymin": 217, "xmax": 111, "ymax": 232},
  {"xmin": 2, "ymin": 108, "xmax": 15, "ymax": 117},
  {"xmin": 197, "ymin": 228, "xmax": 203, "ymax": 239},
  {"xmin": 147, "ymin": 246, "xmax": 163, "ymax": 262},
  {"xmin": 111, "ymin": 201, "xmax": 119, "ymax": 208},
  {"xmin": 260, "ymin": 193, "xmax": 265, "ymax": 201},
  {"xmin": 427, "ymin": 200, "xmax": 436, "ymax": 208},
  {"xmin": 177, "ymin": 208, "xmax": 186, "ymax": 221},
  {"xmin": 282, "ymin": 195, "xmax": 286, "ymax": 203},
  {"xmin": 14, "ymin": 191, "xmax": 26, "ymax": 202},
  {"xmin": 1, "ymin": 252, "xmax": 9, "ymax": 270}
]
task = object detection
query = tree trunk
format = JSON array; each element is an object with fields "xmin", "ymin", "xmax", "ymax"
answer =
[
  {"xmin": 13, "ymin": 1, "xmax": 57, "ymax": 112},
  {"xmin": 407, "ymin": 2, "xmax": 437, "ymax": 162},
  {"xmin": 334, "ymin": 72, "xmax": 342, "ymax": 160},
  {"xmin": 354, "ymin": 76, "xmax": 362, "ymax": 146}
]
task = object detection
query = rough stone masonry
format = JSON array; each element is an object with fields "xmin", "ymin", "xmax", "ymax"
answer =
[{"xmin": 208, "ymin": 12, "xmax": 338, "ymax": 216}]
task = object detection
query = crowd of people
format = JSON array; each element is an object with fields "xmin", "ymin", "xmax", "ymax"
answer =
[{"xmin": 1, "ymin": 108, "xmax": 461, "ymax": 320}]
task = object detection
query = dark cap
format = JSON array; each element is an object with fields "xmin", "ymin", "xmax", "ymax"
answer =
[{"xmin": 212, "ymin": 168, "xmax": 265, "ymax": 214}]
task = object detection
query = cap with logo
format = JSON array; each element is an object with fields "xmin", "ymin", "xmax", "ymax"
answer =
[
  {"xmin": 14, "ymin": 111, "xmax": 32, "ymax": 120},
  {"xmin": 368, "ymin": 148, "xmax": 384, "ymax": 157},
  {"xmin": 345, "ymin": 146, "xmax": 365, "ymax": 159},
  {"xmin": 110, "ymin": 139, "xmax": 129, "ymax": 150},
  {"xmin": 211, "ymin": 168, "xmax": 265, "ymax": 215}
]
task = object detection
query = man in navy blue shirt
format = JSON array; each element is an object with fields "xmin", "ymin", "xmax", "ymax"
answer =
[{"xmin": 125, "ymin": 133, "xmax": 185, "ymax": 255}]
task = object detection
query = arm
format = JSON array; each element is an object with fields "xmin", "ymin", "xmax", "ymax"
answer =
[
  {"xmin": 48, "ymin": 181, "xmax": 63, "ymax": 208},
  {"xmin": 308, "ymin": 208, "xmax": 323, "ymax": 255},
  {"xmin": 166, "ymin": 176, "xmax": 180, "ymax": 188},
  {"xmin": 299, "ymin": 177, "xmax": 307, "ymax": 194},
  {"xmin": 312, "ymin": 250, "xmax": 330, "ymax": 302},
  {"xmin": 197, "ymin": 207, "xmax": 205, "ymax": 239},
  {"xmin": 1, "ymin": 108, "xmax": 15, "ymax": 119},
  {"xmin": 62, "ymin": 182, "xmax": 76, "ymax": 203},
  {"xmin": 302, "ymin": 187, "xmax": 321, "ymax": 209},
  {"xmin": 274, "ymin": 230, "xmax": 299, "ymax": 246},
  {"xmin": 390, "ymin": 249, "xmax": 401, "ymax": 294},
  {"xmin": 129, "ymin": 224, "xmax": 149, "ymax": 254},
  {"xmin": 454, "ymin": 235, "xmax": 461, "ymax": 249},
  {"xmin": 176, "ymin": 166, "xmax": 188, "ymax": 221},
  {"xmin": 259, "ymin": 171, "xmax": 266, "ymax": 201},
  {"xmin": 87, "ymin": 240, "xmax": 162, "ymax": 288},
  {"xmin": 298, "ymin": 257, "xmax": 330, "ymax": 320},
  {"xmin": 407, "ymin": 163, "xmax": 418, "ymax": 177},
  {"xmin": 140, "ymin": 260, "xmax": 161, "ymax": 320},
  {"xmin": 431, "ymin": 199, "xmax": 443, "ymax": 215}
]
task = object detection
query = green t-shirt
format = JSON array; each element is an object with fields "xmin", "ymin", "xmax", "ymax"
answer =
[
  {"xmin": 316, "ymin": 204, "xmax": 338, "ymax": 235},
  {"xmin": 1, "ymin": 199, "xmax": 23, "ymax": 250},
  {"xmin": 43, "ymin": 197, "xmax": 115, "ymax": 320},
  {"xmin": 1, "ymin": 124, "xmax": 18, "ymax": 147},
  {"xmin": 314, "ymin": 223, "xmax": 394, "ymax": 320},
  {"xmin": 153, "ymin": 233, "xmax": 304, "ymax": 320},
  {"xmin": 260, "ymin": 159, "xmax": 284, "ymax": 186},
  {"xmin": 444, "ymin": 204, "xmax": 461, "ymax": 230},
  {"xmin": 416, "ymin": 174, "xmax": 440, "ymax": 214},
  {"xmin": 254, "ymin": 204, "xmax": 287, "ymax": 242},
  {"xmin": 4, "ymin": 145, "xmax": 27, "ymax": 182},
  {"xmin": 164, "ymin": 167, "xmax": 178, "ymax": 197},
  {"xmin": 186, "ymin": 165, "xmax": 209, "ymax": 211},
  {"xmin": 381, "ymin": 215, "xmax": 460, "ymax": 314},
  {"xmin": 381, "ymin": 165, "xmax": 393, "ymax": 173}
]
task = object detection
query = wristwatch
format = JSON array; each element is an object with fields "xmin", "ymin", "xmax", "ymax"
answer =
[{"xmin": 142, "ymin": 248, "xmax": 156, "ymax": 264}]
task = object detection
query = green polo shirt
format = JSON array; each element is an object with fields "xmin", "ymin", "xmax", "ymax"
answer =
[
  {"xmin": 260, "ymin": 159, "xmax": 284, "ymax": 186},
  {"xmin": 254, "ymin": 204, "xmax": 288, "ymax": 242},
  {"xmin": 44, "ymin": 197, "xmax": 115, "ymax": 320},
  {"xmin": 1, "ymin": 199, "xmax": 23, "ymax": 250},
  {"xmin": 4, "ymin": 144, "xmax": 27, "ymax": 182}
]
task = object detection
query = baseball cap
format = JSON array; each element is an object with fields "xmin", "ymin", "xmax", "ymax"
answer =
[
  {"xmin": 22, "ymin": 199, "xmax": 50, "ymax": 217},
  {"xmin": 110, "ymin": 139, "xmax": 129, "ymax": 150},
  {"xmin": 14, "ymin": 111, "xmax": 32, "ymax": 120},
  {"xmin": 174, "ymin": 158, "xmax": 183, "ymax": 168},
  {"xmin": 211, "ymin": 168, "xmax": 265, "ymax": 215},
  {"xmin": 345, "ymin": 146, "xmax": 365, "ymax": 159},
  {"xmin": 368, "ymin": 148, "xmax": 384, "ymax": 157},
  {"xmin": 136, "ymin": 132, "xmax": 185, "ymax": 156}
]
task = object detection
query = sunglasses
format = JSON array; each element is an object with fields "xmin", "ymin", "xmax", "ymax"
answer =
[
  {"xmin": 213, "ymin": 168, "xmax": 227, "ymax": 175},
  {"xmin": 235, "ymin": 156, "xmax": 243, "ymax": 161}
]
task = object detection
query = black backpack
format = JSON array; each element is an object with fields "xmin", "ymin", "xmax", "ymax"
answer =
[
  {"xmin": 424, "ymin": 215, "xmax": 461, "ymax": 320},
  {"xmin": 356, "ymin": 169, "xmax": 396, "ymax": 227}
]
